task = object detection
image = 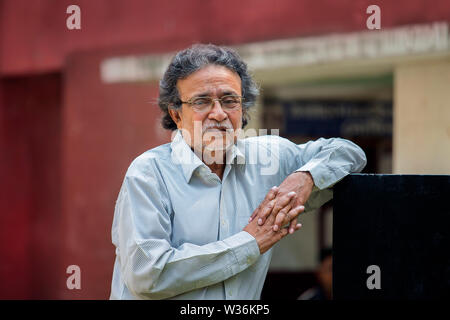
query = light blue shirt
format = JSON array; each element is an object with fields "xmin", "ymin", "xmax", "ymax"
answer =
[{"xmin": 110, "ymin": 131, "xmax": 366, "ymax": 299}]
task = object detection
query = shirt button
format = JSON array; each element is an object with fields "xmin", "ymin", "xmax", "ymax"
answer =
[{"xmin": 246, "ymin": 257, "xmax": 252, "ymax": 265}]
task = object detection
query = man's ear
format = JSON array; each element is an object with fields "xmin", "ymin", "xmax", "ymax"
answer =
[{"xmin": 168, "ymin": 107, "xmax": 182, "ymax": 128}]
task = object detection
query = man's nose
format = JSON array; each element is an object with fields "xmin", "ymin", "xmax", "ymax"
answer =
[{"xmin": 208, "ymin": 100, "xmax": 228, "ymax": 122}]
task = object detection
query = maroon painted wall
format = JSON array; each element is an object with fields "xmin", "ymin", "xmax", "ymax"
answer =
[
  {"xmin": 0, "ymin": 74, "xmax": 62, "ymax": 299},
  {"xmin": 58, "ymin": 49, "xmax": 170, "ymax": 299},
  {"xmin": 2, "ymin": 0, "xmax": 450, "ymax": 76},
  {"xmin": 0, "ymin": 80, "xmax": 34, "ymax": 299}
]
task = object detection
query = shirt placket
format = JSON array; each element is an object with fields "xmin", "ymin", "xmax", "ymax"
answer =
[{"xmin": 220, "ymin": 164, "xmax": 238, "ymax": 299}]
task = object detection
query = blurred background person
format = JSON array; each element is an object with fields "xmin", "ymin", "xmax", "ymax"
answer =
[{"xmin": 297, "ymin": 248, "xmax": 333, "ymax": 300}]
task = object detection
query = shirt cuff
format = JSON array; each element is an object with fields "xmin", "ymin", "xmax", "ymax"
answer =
[
  {"xmin": 295, "ymin": 159, "xmax": 345, "ymax": 190},
  {"xmin": 223, "ymin": 231, "xmax": 260, "ymax": 274}
]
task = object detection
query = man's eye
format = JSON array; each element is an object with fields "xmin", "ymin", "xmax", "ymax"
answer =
[
  {"xmin": 193, "ymin": 98, "xmax": 210, "ymax": 105},
  {"xmin": 222, "ymin": 97, "xmax": 239, "ymax": 104}
]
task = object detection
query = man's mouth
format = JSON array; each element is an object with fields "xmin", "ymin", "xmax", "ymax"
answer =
[{"xmin": 204, "ymin": 127, "xmax": 230, "ymax": 133}]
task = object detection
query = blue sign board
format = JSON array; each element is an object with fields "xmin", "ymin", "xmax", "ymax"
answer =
[{"xmin": 284, "ymin": 100, "xmax": 392, "ymax": 137}]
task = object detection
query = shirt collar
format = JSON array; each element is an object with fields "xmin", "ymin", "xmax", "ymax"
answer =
[{"xmin": 170, "ymin": 130, "xmax": 246, "ymax": 183}]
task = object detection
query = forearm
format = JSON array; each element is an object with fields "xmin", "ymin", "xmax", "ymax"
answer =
[
  {"xmin": 296, "ymin": 137, "xmax": 367, "ymax": 190},
  {"xmin": 121, "ymin": 231, "xmax": 260, "ymax": 299}
]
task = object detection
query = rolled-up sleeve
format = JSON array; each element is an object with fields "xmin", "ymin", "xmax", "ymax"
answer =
[{"xmin": 112, "ymin": 171, "xmax": 260, "ymax": 300}]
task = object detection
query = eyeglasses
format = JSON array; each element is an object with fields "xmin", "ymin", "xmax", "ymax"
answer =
[{"xmin": 180, "ymin": 95, "xmax": 244, "ymax": 112}]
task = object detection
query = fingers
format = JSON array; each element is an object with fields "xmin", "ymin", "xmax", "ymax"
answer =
[
  {"xmin": 273, "ymin": 204, "xmax": 305, "ymax": 232},
  {"xmin": 286, "ymin": 196, "xmax": 299, "ymax": 234},
  {"xmin": 274, "ymin": 226, "xmax": 289, "ymax": 242},
  {"xmin": 288, "ymin": 217, "xmax": 305, "ymax": 234},
  {"xmin": 274, "ymin": 221, "xmax": 302, "ymax": 242},
  {"xmin": 249, "ymin": 186, "xmax": 278, "ymax": 222},
  {"xmin": 266, "ymin": 191, "xmax": 297, "ymax": 226},
  {"xmin": 277, "ymin": 220, "xmax": 302, "ymax": 244},
  {"xmin": 252, "ymin": 217, "xmax": 303, "ymax": 254},
  {"xmin": 272, "ymin": 202, "xmax": 292, "ymax": 231},
  {"xmin": 272, "ymin": 191, "xmax": 297, "ymax": 217},
  {"xmin": 249, "ymin": 188, "xmax": 305, "ymax": 235},
  {"xmin": 288, "ymin": 218, "xmax": 298, "ymax": 234},
  {"xmin": 259, "ymin": 191, "xmax": 297, "ymax": 226},
  {"xmin": 257, "ymin": 199, "xmax": 276, "ymax": 225}
]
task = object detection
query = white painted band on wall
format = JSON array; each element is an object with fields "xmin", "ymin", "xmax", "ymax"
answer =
[{"xmin": 100, "ymin": 22, "xmax": 449, "ymax": 83}]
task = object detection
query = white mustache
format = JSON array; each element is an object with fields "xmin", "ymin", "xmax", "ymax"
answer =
[{"xmin": 202, "ymin": 123, "xmax": 233, "ymax": 133}]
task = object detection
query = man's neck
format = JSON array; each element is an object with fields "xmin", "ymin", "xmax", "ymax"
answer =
[
  {"xmin": 193, "ymin": 146, "xmax": 228, "ymax": 180},
  {"xmin": 207, "ymin": 162, "xmax": 225, "ymax": 180},
  {"xmin": 203, "ymin": 150, "xmax": 226, "ymax": 180}
]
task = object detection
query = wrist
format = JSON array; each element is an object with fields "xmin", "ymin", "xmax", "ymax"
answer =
[{"xmin": 294, "ymin": 170, "xmax": 314, "ymax": 184}]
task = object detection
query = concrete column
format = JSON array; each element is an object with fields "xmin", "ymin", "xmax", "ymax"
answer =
[{"xmin": 394, "ymin": 60, "xmax": 450, "ymax": 174}]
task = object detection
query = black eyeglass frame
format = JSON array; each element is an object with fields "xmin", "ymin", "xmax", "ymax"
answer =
[{"xmin": 179, "ymin": 95, "xmax": 244, "ymax": 111}]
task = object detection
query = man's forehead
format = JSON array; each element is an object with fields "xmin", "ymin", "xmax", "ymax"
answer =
[{"xmin": 177, "ymin": 65, "xmax": 242, "ymax": 97}]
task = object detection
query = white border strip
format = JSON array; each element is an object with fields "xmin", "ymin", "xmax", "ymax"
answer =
[{"xmin": 100, "ymin": 22, "xmax": 449, "ymax": 83}]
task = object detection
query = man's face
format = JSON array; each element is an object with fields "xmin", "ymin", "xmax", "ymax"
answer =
[{"xmin": 169, "ymin": 64, "xmax": 243, "ymax": 161}]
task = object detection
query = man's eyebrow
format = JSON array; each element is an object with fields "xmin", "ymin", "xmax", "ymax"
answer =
[
  {"xmin": 191, "ymin": 92, "xmax": 210, "ymax": 98},
  {"xmin": 221, "ymin": 90, "xmax": 239, "ymax": 96},
  {"xmin": 191, "ymin": 90, "xmax": 239, "ymax": 98}
]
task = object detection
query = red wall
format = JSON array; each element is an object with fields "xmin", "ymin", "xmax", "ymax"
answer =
[
  {"xmin": 58, "ymin": 49, "xmax": 170, "ymax": 299},
  {"xmin": 2, "ymin": 0, "xmax": 450, "ymax": 76},
  {"xmin": 0, "ymin": 50, "xmax": 170, "ymax": 299},
  {"xmin": 0, "ymin": 74, "xmax": 62, "ymax": 298}
]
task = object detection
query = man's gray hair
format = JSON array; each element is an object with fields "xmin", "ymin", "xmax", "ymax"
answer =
[{"xmin": 158, "ymin": 43, "xmax": 260, "ymax": 130}]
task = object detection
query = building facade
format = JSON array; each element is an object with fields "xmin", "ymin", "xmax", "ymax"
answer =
[{"xmin": 1, "ymin": 0, "xmax": 449, "ymax": 299}]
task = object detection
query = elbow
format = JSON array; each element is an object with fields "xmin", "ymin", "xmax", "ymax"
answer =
[
  {"xmin": 124, "ymin": 264, "xmax": 174, "ymax": 300},
  {"xmin": 123, "ymin": 247, "xmax": 175, "ymax": 300},
  {"xmin": 338, "ymin": 138, "xmax": 367, "ymax": 173},
  {"xmin": 351, "ymin": 142, "xmax": 367, "ymax": 172},
  {"xmin": 359, "ymin": 149, "xmax": 368, "ymax": 172},
  {"xmin": 123, "ymin": 261, "xmax": 159, "ymax": 299},
  {"xmin": 124, "ymin": 271, "xmax": 149, "ymax": 299}
]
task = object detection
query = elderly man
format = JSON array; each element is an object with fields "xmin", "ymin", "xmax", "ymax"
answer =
[{"xmin": 110, "ymin": 44, "xmax": 366, "ymax": 300}]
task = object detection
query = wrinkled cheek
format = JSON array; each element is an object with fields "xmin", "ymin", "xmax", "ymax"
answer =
[{"xmin": 231, "ymin": 111, "xmax": 243, "ymax": 130}]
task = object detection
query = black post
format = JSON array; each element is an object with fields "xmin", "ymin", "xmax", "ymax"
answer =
[{"xmin": 333, "ymin": 174, "xmax": 450, "ymax": 299}]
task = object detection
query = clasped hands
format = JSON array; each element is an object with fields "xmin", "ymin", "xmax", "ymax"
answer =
[{"xmin": 243, "ymin": 171, "xmax": 314, "ymax": 254}]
